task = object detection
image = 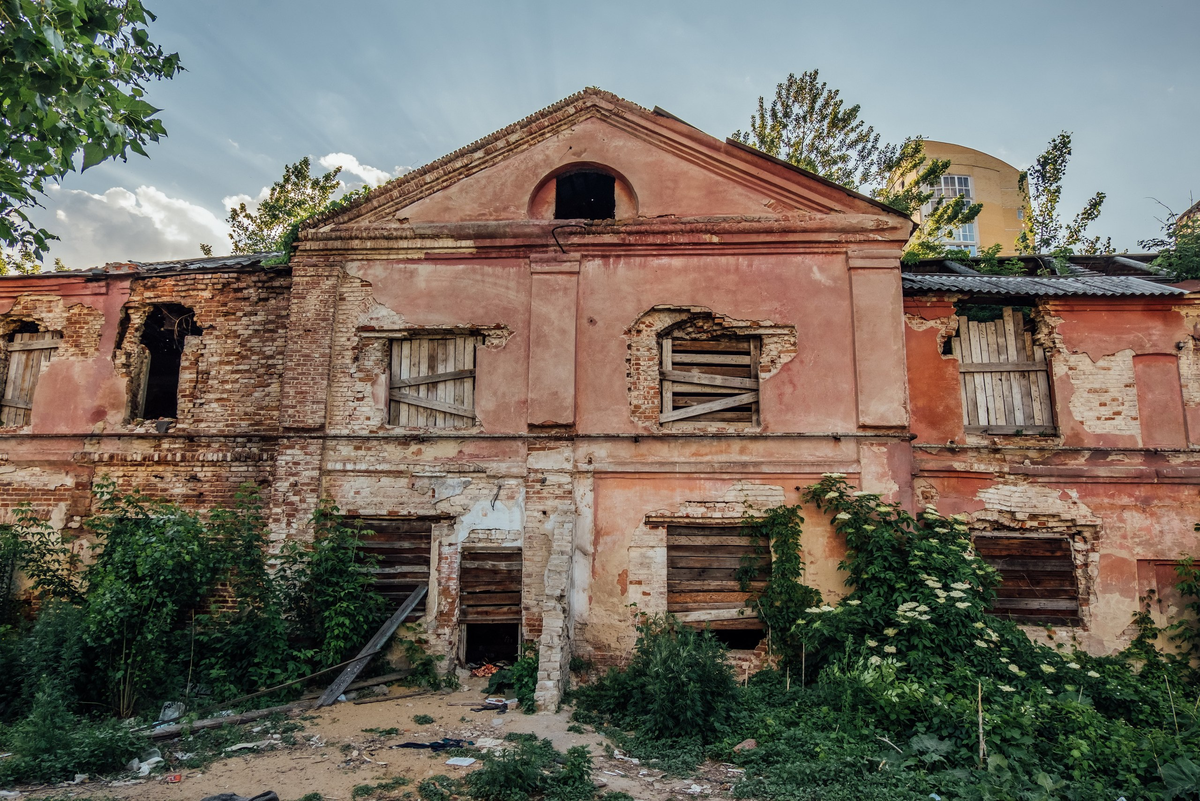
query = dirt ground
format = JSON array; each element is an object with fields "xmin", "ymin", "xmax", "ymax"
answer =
[{"xmin": 15, "ymin": 678, "xmax": 744, "ymax": 801}]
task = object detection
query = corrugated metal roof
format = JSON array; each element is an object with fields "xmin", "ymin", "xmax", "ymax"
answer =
[
  {"xmin": 127, "ymin": 253, "xmax": 281, "ymax": 272},
  {"xmin": 902, "ymin": 274, "xmax": 1186, "ymax": 297}
]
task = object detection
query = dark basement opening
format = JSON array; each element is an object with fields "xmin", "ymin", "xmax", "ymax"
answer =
[
  {"xmin": 464, "ymin": 622, "xmax": 520, "ymax": 665},
  {"xmin": 711, "ymin": 628, "xmax": 766, "ymax": 650},
  {"xmin": 141, "ymin": 304, "xmax": 201, "ymax": 419},
  {"xmin": 555, "ymin": 171, "xmax": 616, "ymax": 220}
]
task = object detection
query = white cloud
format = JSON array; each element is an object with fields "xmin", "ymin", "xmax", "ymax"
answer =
[
  {"xmin": 318, "ymin": 152, "xmax": 401, "ymax": 187},
  {"xmin": 34, "ymin": 185, "xmax": 230, "ymax": 269}
]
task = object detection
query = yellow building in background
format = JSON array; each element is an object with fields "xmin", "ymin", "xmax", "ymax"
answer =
[{"xmin": 904, "ymin": 141, "xmax": 1027, "ymax": 256}]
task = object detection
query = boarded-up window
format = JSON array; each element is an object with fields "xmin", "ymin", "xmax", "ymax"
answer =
[
  {"xmin": 950, "ymin": 308, "xmax": 1054, "ymax": 433},
  {"xmin": 1, "ymin": 329, "xmax": 61, "ymax": 427},
  {"xmin": 975, "ymin": 534, "xmax": 1080, "ymax": 625},
  {"xmin": 389, "ymin": 335, "xmax": 481, "ymax": 428},
  {"xmin": 660, "ymin": 337, "xmax": 760, "ymax": 425},
  {"xmin": 348, "ymin": 518, "xmax": 433, "ymax": 621},
  {"xmin": 460, "ymin": 547, "xmax": 522, "ymax": 623},
  {"xmin": 666, "ymin": 524, "xmax": 769, "ymax": 631}
]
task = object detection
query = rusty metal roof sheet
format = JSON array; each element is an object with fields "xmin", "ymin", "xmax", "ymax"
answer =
[{"xmin": 902, "ymin": 273, "xmax": 1186, "ymax": 297}]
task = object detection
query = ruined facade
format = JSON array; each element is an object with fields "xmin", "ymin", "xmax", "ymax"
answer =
[{"xmin": 1, "ymin": 90, "xmax": 1197, "ymax": 708}]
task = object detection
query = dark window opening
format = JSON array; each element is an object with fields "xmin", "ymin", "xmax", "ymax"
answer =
[
  {"xmin": 140, "ymin": 304, "xmax": 201, "ymax": 419},
  {"xmin": 710, "ymin": 628, "xmax": 766, "ymax": 650},
  {"xmin": 975, "ymin": 534, "xmax": 1080, "ymax": 625},
  {"xmin": 464, "ymin": 622, "xmax": 520, "ymax": 665},
  {"xmin": 555, "ymin": 171, "xmax": 616, "ymax": 220},
  {"xmin": 346, "ymin": 518, "xmax": 434, "ymax": 621}
]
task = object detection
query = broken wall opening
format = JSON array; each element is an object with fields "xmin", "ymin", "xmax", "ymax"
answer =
[
  {"xmin": 1, "ymin": 321, "xmax": 61, "ymax": 427},
  {"xmin": 459, "ymin": 546, "xmax": 522, "ymax": 664},
  {"xmin": 138, "ymin": 304, "xmax": 202, "ymax": 420},
  {"xmin": 347, "ymin": 517, "xmax": 434, "ymax": 622}
]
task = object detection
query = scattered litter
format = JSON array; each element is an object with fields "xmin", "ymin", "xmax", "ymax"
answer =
[
  {"xmin": 108, "ymin": 780, "xmax": 146, "ymax": 787},
  {"xmin": 474, "ymin": 737, "xmax": 504, "ymax": 750},
  {"xmin": 733, "ymin": 738, "xmax": 757, "ymax": 752},
  {"xmin": 160, "ymin": 701, "xmax": 186, "ymax": 722},
  {"xmin": 71, "ymin": 773, "xmax": 88, "ymax": 784},
  {"xmin": 224, "ymin": 739, "xmax": 274, "ymax": 752},
  {"xmin": 685, "ymin": 784, "xmax": 710, "ymax": 795},
  {"xmin": 165, "ymin": 773, "xmax": 183, "ymax": 783},
  {"xmin": 472, "ymin": 664, "xmax": 500, "ymax": 678},
  {"xmin": 612, "ymin": 750, "xmax": 640, "ymax": 765},
  {"xmin": 173, "ymin": 751, "xmax": 196, "ymax": 761},
  {"xmin": 472, "ymin": 701, "xmax": 508, "ymax": 713},
  {"xmin": 0, "ymin": 791, "xmax": 19, "ymax": 799},
  {"xmin": 307, "ymin": 735, "xmax": 325, "ymax": 748},
  {"xmin": 391, "ymin": 737, "xmax": 470, "ymax": 752},
  {"xmin": 200, "ymin": 793, "xmax": 280, "ymax": 801},
  {"xmin": 602, "ymin": 770, "xmax": 626, "ymax": 777},
  {"xmin": 445, "ymin": 756, "xmax": 477, "ymax": 767},
  {"xmin": 491, "ymin": 717, "xmax": 506, "ymax": 727},
  {"xmin": 127, "ymin": 748, "xmax": 163, "ymax": 776}
]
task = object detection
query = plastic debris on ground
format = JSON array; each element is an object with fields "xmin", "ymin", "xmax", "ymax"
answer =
[{"xmin": 445, "ymin": 756, "xmax": 477, "ymax": 767}]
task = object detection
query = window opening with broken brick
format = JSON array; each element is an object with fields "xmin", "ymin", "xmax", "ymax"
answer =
[
  {"xmin": 389, "ymin": 335, "xmax": 481, "ymax": 428},
  {"xmin": 975, "ymin": 533, "xmax": 1081, "ymax": 625},
  {"xmin": 666, "ymin": 523, "xmax": 769, "ymax": 644},
  {"xmin": 554, "ymin": 170, "xmax": 616, "ymax": 220},
  {"xmin": 948, "ymin": 305, "xmax": 1054, "ymax": 434},
  {"xmin": 459, "ymin": 546, "xmax": 522, "ymax": 664},
  {"xmin": 0, "ymin": 322, "xmax": 60, "ymax": 427},
  {"xmin": 346, "ymin": 517, "xmax": 433, "ymax": 622},
  {"xmin": 660, "ymin": 336, "xmax": 760, "ymax": 425},
  {"xmin": 137, "ymin": 304, "xmax": 202, "ymax": 420}
]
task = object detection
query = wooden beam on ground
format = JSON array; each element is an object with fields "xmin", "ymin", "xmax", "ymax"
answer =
[
  {"xmin": 315, "ymin": 585, "xmax": 427, "ymax": 708},
  {"xmin": 149, "ymin": 700, "xmax": 313, "ymax": 740}
]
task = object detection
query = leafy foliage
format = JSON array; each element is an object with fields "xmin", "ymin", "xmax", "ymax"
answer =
[
  {"xmin": 880, "ymin": 138, "xmax": 983, "ymax": 263},
  {"xmin": 484, "ymin": 643, "xmax": 539, "ymax": 712},
  {"xmin": 0, "ymin": 0, "xmax": 180, "ymax": 255},
  {"xmin": 575, "ymin": 614, "xmax": 738, "ymax": 744},
  {"xmin": 464, "ymin": 734, "xmax": 596, "ymax": 801},
  {"xmin": 971, "ymin": 243, "xmax": 1027, "ymax": 276},
  {"xmin": 1017, "ymin": 131, "xmax": 1112, "ymax": 256},
  {"xmin": 1141, "ymin": 206, "xmax": 1200, "ymax": 281},
  {"xmin": 733, "ymin": 69, "xmax": 890, "ymax": 192},
  {"xmin": 738, "ymin": 505, "xmax": 821, "ymax": 665},
  {"xmin": 223, "ymin": 157, "xmax": 342, "ymax": 255}
]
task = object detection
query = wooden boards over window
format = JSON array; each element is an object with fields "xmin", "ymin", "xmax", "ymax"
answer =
[
  {"xmin": 389, "ymin": 335, "xmax": 481, "ymax": 428},
  {"xmin": 460, "ymin": 547, "xmax": 522, "ymax": 623},
  {"xmin": 975, "ymin": 534, "xmax": 1080, "ymax": 625},
  {"xmin": 666, "ymin": 524, "xmax": 769, "ymax": 630},
  {"xmin": 660, "ymin": 337, "xmax": 760, "ymax": 425},
  {"xmin": 950, "ymin": 308, "xmax": 1054, "ymax": 434},
  {"xmin": 347, "ymin": 518, "xmax": 433, "ymax": 622},
  {"xmin": 1, "ymin": 330, "xmax": 61, "ymax": 427}
]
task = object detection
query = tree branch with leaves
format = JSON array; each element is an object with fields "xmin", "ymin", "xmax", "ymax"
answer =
[{"xmin": 1017, "ymin": 132, "xmax": 1111, "ymax": 257}]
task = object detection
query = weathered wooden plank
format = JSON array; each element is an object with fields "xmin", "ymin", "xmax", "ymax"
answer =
[
  {"xmin": 659, "ymin": 391, "xmax": 758, "ymax": 423},
  {"xmin": 669, "ymin": 353, "xmax": 752, "ymax": 365},
  {"xmin": 5, "ymin": 339, "xmax": 60, "ymax": 352},
  {"xmin": 661, "ymin": 369, "xmax": 758, "ymax": 390},
  {"xmin": 668, "ymin": 580, "xmax": 767, "ymax": 592},
  {"xmin": 391, "ymin": 391, "xmax": 474, "ymax": 419},
  {"xmin": 393, "ymin": 369, "xmax": 476, "ymax": 388},
  {"xmin": 667, "ymin": 535, "xmax": 760, "ymax": 547},
  {"xmin": 671, "ymin": 339, "xmax": 751, "ymax": 352},
  {"xmin": 991, "ymin": 598, "xmax": 1078, "ymax": 611},
  {"xmin": 670, "ymin": 608, "xmax": 757, "ymax": 623},
  {"xmin": 667, "ymin": 544, "xmax": 761, "ymax": 556},
  {"xmin": 460, "ymin": 607, "xmax": 522, "ymax": 621},
  {"xmin": 995, "ymin": 586, "xmax": 1078, "ymax": 599},
  {"xmin": 684, "ymin": 618, "xmax": 764, "ymax": 631},
  {"xmin": 1033, "ymin": 341, "xmax": 1054, "ymax": 425},
  {"xmin": 667, "ymin": 601, "xmax": 754, "ymax": 613},
  {"xmin": 460, "ymin": 592, "xmax": 522, "ymax": 605},
  {"xmin": 1002, "ymin": 308, "xmax": 1027, "ymax": 426},
  {"xmin": 982, "ymin": 558, "xmax": 1074, "ymax": 572},
  {"xmin": 0, "ymin": 397, "xmax": 32, "ymax": 410},
  {"xmin": 667, "ymin": 591, "xmax": 753, "ymax": 605}
]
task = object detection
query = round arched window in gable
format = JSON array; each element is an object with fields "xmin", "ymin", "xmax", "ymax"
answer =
[
  {"xmin": 555, "ymin": 170, "xmax": 616, "ymax": 220},
  {"xmin": 528, "ymin": 164, "xmax": 637, "ymax": 221}
]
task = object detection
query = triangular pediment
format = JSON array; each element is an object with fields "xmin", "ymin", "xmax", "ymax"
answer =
[{"xmin": 303, "ymin": 88, "xmax": 908, "ymax": 232}]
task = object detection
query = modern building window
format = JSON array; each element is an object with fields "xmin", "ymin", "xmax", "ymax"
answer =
[
  {"xmin": 554, "ymin": 170, "xmax": 616, "ymax": 220},
  {"xmin": 659, "ymin": 336, "xmax": 760, "ymax": 425},
  {"xmin": 934, "ymin": 174, "xmax": 973, "ymax": 202},
  {"xmin": 666, "ymin": 522, "xmax": 769, "ymax": 649},
  {"xmin": 0, "ymin": 323, "xmax": 60, "ymax": 426},
  {"xmin": 975, "ymin": 534, "xmax": 1080, "ymax": 625},
  {"xmin": 948, "ymin": 307, "xmax": 1054, "ymax": 434},
  {"xmin": 389, "ymin": 335, "xmax": 481, "ymax": 428}
]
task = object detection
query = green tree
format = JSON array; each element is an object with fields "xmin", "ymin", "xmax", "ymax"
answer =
[
  {"xmin": 1017, "ymin": 131, "xmax": 1111, "ymax": 256},
  {"xmin": 1140, "ymin": 202, "xmax": 1200, "ymax": 281},
  {"xmin": 0, "ymin": 0, "xmax": 181, "ymax": 256},
  {"xmin": 222, "ymin": 157, "xmax": 342, "ymax": 254},
  {"xmin": 0, "ymin": 248, "xmax": 67, "ymax": 275},
  {"xmin": 735, "ymin": 71, "xmax": 980, "ymax": 260},
  {"xmin": 734, "ymin": 69, "xmax": 888, "ymax": 192}
]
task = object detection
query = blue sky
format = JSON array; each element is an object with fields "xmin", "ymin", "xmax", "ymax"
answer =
[{"xmin": 29, "ymin": 0, "xmax": 1200, "ymax": 268}]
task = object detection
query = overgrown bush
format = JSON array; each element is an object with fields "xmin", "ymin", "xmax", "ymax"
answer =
[
  {"xmin": 465, "ymin": 734, "xmax": 595, "ymax": 801},
  {"xmin": 0, "ymin": 482, "xmax": 393, "ymax": 786},
  {"xmin": 484, "ymin": 643, "xmax": 539, "ymax": 712},
  {"xmin": 575, "ymin": 615, "xmax": 738, "ymax": 744}
]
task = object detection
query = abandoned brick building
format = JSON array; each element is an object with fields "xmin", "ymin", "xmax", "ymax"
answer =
[{"xmin": 2, "ymin": 89, "xmax": 1198, "ymax": 708}]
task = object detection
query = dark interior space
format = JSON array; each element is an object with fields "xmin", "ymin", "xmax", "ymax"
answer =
[
  {"xmin": 140, "ymin": 304, "xmax": 201, "ymax": 419},
  {"xmin": 464, "ymin": 622, "xmax": 520, "ymax": 665},
  {"xmin": 711, "ymin": 628, "xmax": 765, "ymax": 650},
  {"xmin": 555, "ymin": 171, "xmax": 616, "ymax": 220}
]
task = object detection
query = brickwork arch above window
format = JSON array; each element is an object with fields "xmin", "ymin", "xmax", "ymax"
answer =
[
  {"xmin": 528, "ymin": 162, "xmax": 638, "ymax": 220},
  {"xmin": 624, "ymin": 306, "xmax": 797, "ymax": 431}
]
